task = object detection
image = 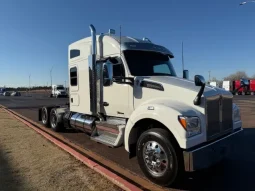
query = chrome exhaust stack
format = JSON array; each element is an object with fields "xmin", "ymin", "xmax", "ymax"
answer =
[
  {"xmin": 89, "ymin": 25, "xmax": 97, "ymax": 55},
  {"xmin": 88, "ymin": 24, "xmax": 104, "ymax": 117},
  {"xmin": 88, "ymin": 24, "xmax": 98, "ymax": 115}
]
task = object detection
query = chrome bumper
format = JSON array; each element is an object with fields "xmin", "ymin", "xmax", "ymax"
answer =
[{"xmin": 183, "ymin": 128, "xmax": 243, "ymax": 172}]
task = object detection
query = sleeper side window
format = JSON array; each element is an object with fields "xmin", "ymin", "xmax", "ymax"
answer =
[
  {"xmin": 70, "ymin": 67, "xmax": 78, "ymax": 86},
  {"xmin": 70, "ymin": 49, "xmax": 80, "ymax": 59}
]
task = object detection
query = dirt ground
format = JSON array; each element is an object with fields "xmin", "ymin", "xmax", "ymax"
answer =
[{"xmin": 0, "ymin": 109, "xmax": 121, "ymax": 191}]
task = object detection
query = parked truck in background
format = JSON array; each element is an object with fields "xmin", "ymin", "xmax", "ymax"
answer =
[
  {"xmin": 51, "ymin": 85, "xmax": 68, "ymax": 98},
  {"xmin": 209, "ymin": 81, "xmax": 217, "ymax": 87},
  {"xmin": 232, "ymin": 80, "xmax": 243, "ymax": 95},
  {"xmin": 232, "ymin": 79, "xmax": 250, "ymax": 95},
  {"xmin": 249, "ymin": 79, "xmax": 255, "ymax": 95},
  {"xmin": 222, "ymin": 81, "xmax": 231, "ymax": 91},
  {"xmin": 0, "ymin": 88, "xmax": 6, "ymax": 96},
  {"xmin": 38, "ymin": 24, "xmax": 243, "ymax": 186}
]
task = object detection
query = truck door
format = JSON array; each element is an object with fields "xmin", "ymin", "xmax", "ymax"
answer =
[{"xmin": 103, "ymin": 56, "xmax": 131, "ymax": 118}]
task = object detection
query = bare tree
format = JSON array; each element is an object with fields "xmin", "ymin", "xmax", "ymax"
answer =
[{"xmin": 223, "ymin": 71, "xmax": 248, "ymax": 81}]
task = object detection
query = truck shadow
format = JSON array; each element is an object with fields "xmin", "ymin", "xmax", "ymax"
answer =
[
  {"xmin": 176, "ymin": 128, "xmax": 255, "ymax": 191},
  {"xmin": 0, "ymin": 147, "xmax": 24, "ymax": 191}
]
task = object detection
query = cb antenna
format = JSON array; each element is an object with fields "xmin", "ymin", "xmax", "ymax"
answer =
[
  {"xmin": 120, "ymin": 25, "xmax": 121, "ymax": 58},
  {"xmin": 182, "ymin": 41, "xmax": 184, "ymax": 71}
]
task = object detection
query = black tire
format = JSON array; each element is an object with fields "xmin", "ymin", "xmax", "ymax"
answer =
[
  {"xmin": 41, "ymin": 107, "xmax": 50, "ymax": 127},
  {"xmin": 136, "ymin": 128, "xmax": 184, "ymax": 186},
  {"xmin": 49, "ymin": 108, "xmax": 63, "ymax": 132}
]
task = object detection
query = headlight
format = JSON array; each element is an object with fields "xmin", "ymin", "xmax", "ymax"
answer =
[
  {"xmin": 178, "ymin": 116, "xmax": 201, "ymax": 138},
  {"xmin": 233, "ymin": 104, "xmax": 241, "ymax": 122}
]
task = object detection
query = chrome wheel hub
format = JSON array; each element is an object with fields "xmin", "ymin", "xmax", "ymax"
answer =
[
  {"xmin": 42, "ymin": 109, "xmax": 47, "ymax": 123},
  {"xmin": 143, "ymin": 141, "xmax": 170, "ymax": 176},
  {"xmin": 51, "ymin": 114, "xmax": 57, "ymax": 128}
]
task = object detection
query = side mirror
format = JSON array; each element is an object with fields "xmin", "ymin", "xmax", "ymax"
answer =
[
  {"xmin": 240, "ymin": 78, "xmax": 249, "ymax": 86},
  {"xmin": 194, "ymin": 75, "xmax": 206, "ymax": 86},
  {"xmin": 193, "ymin": 75, "xmax": 206, "ymax": 106},
  {"xmin": 103, "ymin": 61, "xmax": 113, "ymax": 86},
  {"xmin": 183, "ymin": 70, "xmax": 189, "ymax": 79}
]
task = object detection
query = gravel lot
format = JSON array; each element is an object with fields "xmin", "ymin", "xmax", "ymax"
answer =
[{"xmin": 0, "ymin": 109, "xmax": 121, "ymax": 191}]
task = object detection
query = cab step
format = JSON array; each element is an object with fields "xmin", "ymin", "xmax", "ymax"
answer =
[{"xmin": 90, "ymin": 118, "xmax": 126, "ymax": 147}]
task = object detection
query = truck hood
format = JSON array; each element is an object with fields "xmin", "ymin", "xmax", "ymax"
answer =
[
  {"xmin": 134, "ymin": 76, "xmax": 233, "ymax": 113},
  {"xmin": 147, "ymin": 76, "xmax": 231, "ymax": 96}
]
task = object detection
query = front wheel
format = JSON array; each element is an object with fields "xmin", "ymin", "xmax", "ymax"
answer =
[{"xmin": 136, "ymin": 128, "xmax": 184, "ymax": 186}]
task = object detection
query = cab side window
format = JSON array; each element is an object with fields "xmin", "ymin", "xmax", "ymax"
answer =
[
  {"xmin": 111, "ymin": 57, "xmax": 125, "ymax": 77},
  {"xmin": 70, "ymin": 67, "xmax": 78, "ymax": 86}
]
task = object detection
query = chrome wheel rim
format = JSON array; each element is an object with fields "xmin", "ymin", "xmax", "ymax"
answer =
[
  {"xmin": 42, "ymin": 109, "xmax": 47, "ymax": 123},
  {"xmin": 143, "ymin": 141, "xmax": 170, "ymax": 176},
  {"xmin": 51, "ymin": 113, "xmax": 57, "ymax": 128}
]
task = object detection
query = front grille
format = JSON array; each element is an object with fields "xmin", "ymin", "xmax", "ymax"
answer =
[{"xmin": 205, "ymin": 94, "xmax": 233, "ymax": 141}]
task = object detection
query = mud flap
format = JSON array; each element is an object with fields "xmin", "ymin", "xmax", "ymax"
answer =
[{"xmin": 38, "ymin": 108, "xmax": 42, "ymax": 121}]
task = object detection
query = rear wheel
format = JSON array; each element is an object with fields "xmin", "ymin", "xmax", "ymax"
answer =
[
  {"xmin": 136, "ymin": 128, "xmax": 184, "ymax": 186},
  {"xmin": 50, "ymin": 108, "xmax": 64, "ymax": 132},
  {"xmin": 41, "ymin": 107, "xmax": 50, "ymax": 127}
]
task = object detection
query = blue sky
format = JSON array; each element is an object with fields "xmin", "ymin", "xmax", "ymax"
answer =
[{"xmin": 0, "ymin": 0, "xmax": 255, "ymax": 87}]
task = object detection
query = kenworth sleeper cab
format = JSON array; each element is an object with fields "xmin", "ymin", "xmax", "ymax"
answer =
[{"xmin": 38, "ymin": 24, "xmax": 243, "ymax": 186}]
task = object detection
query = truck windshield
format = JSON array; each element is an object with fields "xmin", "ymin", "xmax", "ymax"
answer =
[
  {"xmin": 124, "ymin": 50, "xmax": 177, "ymax": 77},
  {"xmin": 57, "ymin": 87, "xmax": 64, "ymax": 90}
]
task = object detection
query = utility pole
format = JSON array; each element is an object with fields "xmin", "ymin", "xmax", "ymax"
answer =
[
  {"xmin": 29, "ymin": 74, "xmax": 31, "ymax": 91},
  {"xmin": 50, "ymin": 66, "xmax": 53, "ymax": 88},
  {"xmin": 208, "ymin": 71, "xmax": 211, "ymax": 82},
  {"xmin": 64, "ymin": 80, "xmax": 66, "ymax": 89},
  {"xmin": 182, "ymin": 41, "xmax": 184, "ymax": 71}
]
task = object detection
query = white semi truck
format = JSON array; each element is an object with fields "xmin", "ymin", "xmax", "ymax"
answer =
[
  {"xmin": 38, "ymin": 25, "xmax": 243, "ymax": 186},
  {"xmin": 223, "ymin": 81, "xmax": 231, "ymax": 91},
  {"xmin": 209, "ymin": 81, "xmax": 217, "ymax": 87},
  {"xmin": 51, "ymin": 85, "xmax": 68, "ymax": 98}
]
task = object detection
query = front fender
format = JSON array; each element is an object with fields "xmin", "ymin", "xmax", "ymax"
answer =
[{"xmin": 124, "ymin": 103, "xmax": 188, "ymax": 152}]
